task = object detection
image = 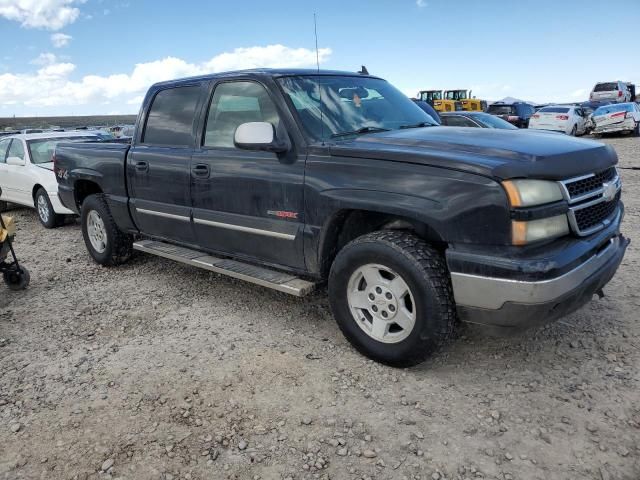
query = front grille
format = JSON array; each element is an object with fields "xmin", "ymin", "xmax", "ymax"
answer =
[
  {"xmin": 574, "ymin": 191, "xmax": 621, "ymax": 232},
  {"xmin": 564, "ymin": 167, "xmax": 616, "ymax": 199},
  {"xmin": 561, "ymin": 167, "xmax": 621, "ymax": 236}
]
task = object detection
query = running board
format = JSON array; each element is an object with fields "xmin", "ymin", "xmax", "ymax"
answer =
[{"xmin": 133, "ymin": 240, "xmax": 318, "ymax": 297}]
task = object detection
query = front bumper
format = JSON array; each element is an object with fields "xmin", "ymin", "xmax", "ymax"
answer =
[{"xmin": 446, "ymin": 211, "xmax": 628, "ymax": 333}]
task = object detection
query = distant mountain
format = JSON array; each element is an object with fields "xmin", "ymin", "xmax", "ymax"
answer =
[{"xmin": 491, "ymin": 96, "xmax": 536, "ymax": 105}]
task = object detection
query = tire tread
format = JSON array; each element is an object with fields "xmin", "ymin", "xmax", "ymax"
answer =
[{"xmin": 331, "ymin": 230, "xmax": 457, "ymax": 367}]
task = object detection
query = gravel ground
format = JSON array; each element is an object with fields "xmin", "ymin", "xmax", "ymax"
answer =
[{"xmin": 1, "ymin": 135, "xmax": 638, "ymax": 480}]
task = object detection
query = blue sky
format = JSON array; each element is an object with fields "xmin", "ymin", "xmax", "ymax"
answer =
[{"xmin": 1, "ymin": 0, "xmax": 638, "ymax": 117}]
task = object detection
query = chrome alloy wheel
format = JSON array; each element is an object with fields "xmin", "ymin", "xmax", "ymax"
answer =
[
  {"xmin": 87, "ymin": 210, "xmax": 107, "ymax": 253},
  {"xmin": 37, "ymin": 194, "xmax": 50, "ymax": 223},
  {"xmin": 346, "ymin": 263, "xmax": 416, "ymax": 344}
]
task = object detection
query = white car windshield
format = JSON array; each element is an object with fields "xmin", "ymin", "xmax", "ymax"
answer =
[{"xmin": 27, "ymin": 136, "xmax": 96, "ymax": 164}]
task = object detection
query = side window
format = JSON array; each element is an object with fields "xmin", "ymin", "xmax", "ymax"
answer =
[
  {"xmin": 142, "ymin": 86, "xmax": 201, "ymax": 146},
  {"xmin": 204, "ymin": 81, "xmax": 281, "ymax": 148},
  {"xmin": 444, "ymin": 116, "xmax": 476, "ymax": 127},
  {"xmin": 7, "ymin": 139, "xmax": 25, "ymax": 160},
  {"xmin": 0, "ymin": 138, "xmax": 10, "ymax": 163}
]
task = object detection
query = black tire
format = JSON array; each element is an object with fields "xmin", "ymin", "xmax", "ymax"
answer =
[
  {"xmin": 81, "ymin": 194, "xmax": 133, "ymax": 266},
  {"xmin": 35, "ymin": 188, "xmax": 63, "ymax": 229},
  {"xmin": 634, "ymin": 122, "xmax": 640, "ymax": 137},
  {"xmin": 328, "ymin": 230, "xmax": 457, "ymax": 367},
  {"xmin": 570, "ymin": 125, "xmax": 577, "ymax": 136},
  {"xmin": 4, "ymin": 265, "xmax": 30, "ymax": 291},
  {"xmin": 0, "ymin": 200, "xmax": 7, "ymax": 213}
]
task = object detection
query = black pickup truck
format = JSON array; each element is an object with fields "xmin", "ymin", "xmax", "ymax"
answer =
[{"xmin": 54, "ymin": 69, "xmax": 628, "ymax": 367}]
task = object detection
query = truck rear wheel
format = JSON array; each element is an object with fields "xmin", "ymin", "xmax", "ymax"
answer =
[
  {"xmin": 81, "ymin": 194, "xmax": 133, "ymax": 266},
  {"xmin": 328, "ymin": 230, "xmax": 457, "ymax": 367}
]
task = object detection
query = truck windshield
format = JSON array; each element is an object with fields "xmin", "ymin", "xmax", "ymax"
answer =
[{"xmin": 278, "ymin": 75, "xmax": 437, "ymax": 141}]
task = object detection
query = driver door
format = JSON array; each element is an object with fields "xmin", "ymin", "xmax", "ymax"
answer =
[{"xmin": 190, "ymin": 80, "xmax": 306, "ymax": 269}]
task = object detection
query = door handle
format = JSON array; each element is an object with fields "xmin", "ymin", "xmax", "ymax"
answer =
[
  {"xmin": 135, "ymin": 161, "xmax": 148, "ymax": 172},
  {"xmin": 192, "ymin": 164, "xmax": 210, "ymax": 178}
]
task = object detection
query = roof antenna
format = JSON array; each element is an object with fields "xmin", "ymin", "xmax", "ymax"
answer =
[
  {"xmin": 314, "ymin": 13, "xmax": 325, "ymax": 144},
  {"xmin": 359, "ymin": 65, "xmax": 369, "ymax": 75}
]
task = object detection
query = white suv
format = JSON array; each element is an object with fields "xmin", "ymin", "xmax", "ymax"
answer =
[{"xmin": 590, "ymin": 81, "xmax": 633, "ymax": 103}]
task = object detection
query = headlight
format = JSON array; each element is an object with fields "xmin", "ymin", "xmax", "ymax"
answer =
[
  {"xmin": 502, "ymin": 179, "xmax": 564, "ymax": 207},
  {"xmin": 512, "ymin": 214, "xmax": 569, "ymax": 245}
]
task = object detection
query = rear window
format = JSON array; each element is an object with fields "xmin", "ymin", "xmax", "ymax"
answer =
[
  {"xmin": 143, "ymin": 86, "xmax": 201, "ymax": 146},
  {"xmin": 594, "ymin": 103, "xmax": 633, "ymax": 115},
  {"xmin": 593, "ymin": 83, "xmax": 618, "ymax": 92},
  {"xmin": 487, "ymin": 105, "xmax": 515, "ymax": 115},
  {"xmin": 538, "ymin": 107, "xmax": 570, "ymax": 113}
]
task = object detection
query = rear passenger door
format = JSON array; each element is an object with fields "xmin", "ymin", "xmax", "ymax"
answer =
[
  {"xmin": 190, "ymin": 79, "xmax": 306, "ymax": 269},
  {"xmin": 128, "ymin": 84, "xmax": 206, "ymax": 245}
]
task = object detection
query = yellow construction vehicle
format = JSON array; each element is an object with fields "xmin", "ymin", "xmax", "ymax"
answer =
[
  {"xmin": 417, "ymin": 90, "xmax": 460, "ymax": 112},
  {"xmin": 443, "ymin": 89, "xmax": 487, "ymax": 112}
]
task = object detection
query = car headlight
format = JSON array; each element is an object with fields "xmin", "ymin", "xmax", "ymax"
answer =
[
  {"xmin": 503, "ymin": 180, "xmax": 569, "ymax": 244},
  {"xmin": 502, "ymin": 179, "xmax": 564, "ymax": 207},
  {"xmin": 511, "ymin": 215, "xmax": 569, "ymax": 245}
]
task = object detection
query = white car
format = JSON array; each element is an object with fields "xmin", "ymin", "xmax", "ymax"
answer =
[
  {"xmin": 528, "ymin": 105, "xmax": 587, "ymax": 136},
  {"xmin": 592, "ymin": 103, "xmax": 640, "ymax": 136},
  {"xmin": 0, "ymin": 132, "xmax": 100, "ymax": 228},
  {"xmin": 590, "ymin": 81, "xmax": 634, "ymax": 103}
]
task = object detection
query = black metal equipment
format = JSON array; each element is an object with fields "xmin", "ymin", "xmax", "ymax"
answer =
[{"xmin": 0, "ymin": 187, "xmax": 30, "ymax": 291}]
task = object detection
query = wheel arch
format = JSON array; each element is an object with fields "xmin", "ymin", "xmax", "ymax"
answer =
[
  {"xmin": 74, "ymin": 179, "xmax": 103, "ymax": 209},
  {"xmin": 31, "ymin": 184, "xmax": 45, "ymax": 201},
  {"xmin": 317, "ymin": 208, "xmax": 446, "ymax": 278}
]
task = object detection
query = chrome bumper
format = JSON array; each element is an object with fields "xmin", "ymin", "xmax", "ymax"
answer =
[
  {"xmin": 452, "ymin": 235, "xmax": 623, "ymax": 309},
  {"xmin": 449, "ymin": 232, "xmax": 628, "ymax": 331}
]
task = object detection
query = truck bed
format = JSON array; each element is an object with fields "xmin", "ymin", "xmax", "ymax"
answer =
[{"xmin": 54, "ymin": 141, "xmax": 131, "ymax": 215}]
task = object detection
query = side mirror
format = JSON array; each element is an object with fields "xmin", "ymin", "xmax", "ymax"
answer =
[
  {"xmin": 234, "ymin": 122, "xmax": 288, "ymax": 153},
  {"xmin": 6, "ymin": 156, "xmax": 25, "ymax": 166}
]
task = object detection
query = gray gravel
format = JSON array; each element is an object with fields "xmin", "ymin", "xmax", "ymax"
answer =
[{"xmin": 1, "ymin": 135, "xmax": 638, "ymax": 480}]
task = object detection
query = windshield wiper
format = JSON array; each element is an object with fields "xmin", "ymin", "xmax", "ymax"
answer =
[
  {"xmin": 399, "ymin": 121, "xmax": 436, "ymax": 129},
  {"xmin": 330, "ymin": 126, "xmax": 391, "ymax": 138}
]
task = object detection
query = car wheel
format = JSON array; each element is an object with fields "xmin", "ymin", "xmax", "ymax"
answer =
[
  {"xmin": 328, "ymin": 230, "xmax": 457, "ymax": 367},
  {"xmin": 35, "ymin": 188, "xmax": 63, "ymax": 229},
  {"xmin": 81, "ymin": 194, "xmax": 133, "ymax": 266},
  {"xmin": 570, "ymin": 125, "xmax": 577, "ymax": 136},
  {"xmin": 634, "ymin": 122, "xmax": 640, "ymax": 137}
]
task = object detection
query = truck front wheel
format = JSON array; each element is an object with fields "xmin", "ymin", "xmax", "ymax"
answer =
[
  {"xmin": 81, "ymin": 194, "xmax": 133, "ymax": 266},
  {"xmin": 328, "ymin": 230, "xmax": 457, "ymax": 367}
]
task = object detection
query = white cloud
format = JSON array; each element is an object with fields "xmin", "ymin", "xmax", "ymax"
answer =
[
  {"xmin": 570, "ymin": 88, "xmax": 588, "ymax": 98},
  {"xmin": 0, "ymin": 0, "xmax": 83, "ymax": 30},
  {"xmin": 51, "ymin": 32, "xmax": 72, "ymax": 47},
  {"xmin": 416, "ymin": 0, "xmax": 427, "ymax": 7},
  {"xmin": 30, "ymin": 52, "xmax": 57, "ymax": 65},
  {"xmin": 0, "ymin": 44, "xmax": 332, "ymax": 112}
]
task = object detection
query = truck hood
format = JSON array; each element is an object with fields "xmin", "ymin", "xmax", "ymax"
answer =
[{"xmin": 329, "ymin": 127, "xmax": 617, "ymax": 180}]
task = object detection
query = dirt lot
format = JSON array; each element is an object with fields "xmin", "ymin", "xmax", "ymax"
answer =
[{"xmin": 1, "ymin": 136, "xmax": 638, "ymax": 480}]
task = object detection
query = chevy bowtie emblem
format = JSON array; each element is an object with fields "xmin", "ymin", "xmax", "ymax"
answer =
[{"xmin": 602, "ymin": 181, "xmax": 617, "ymax": 202}]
